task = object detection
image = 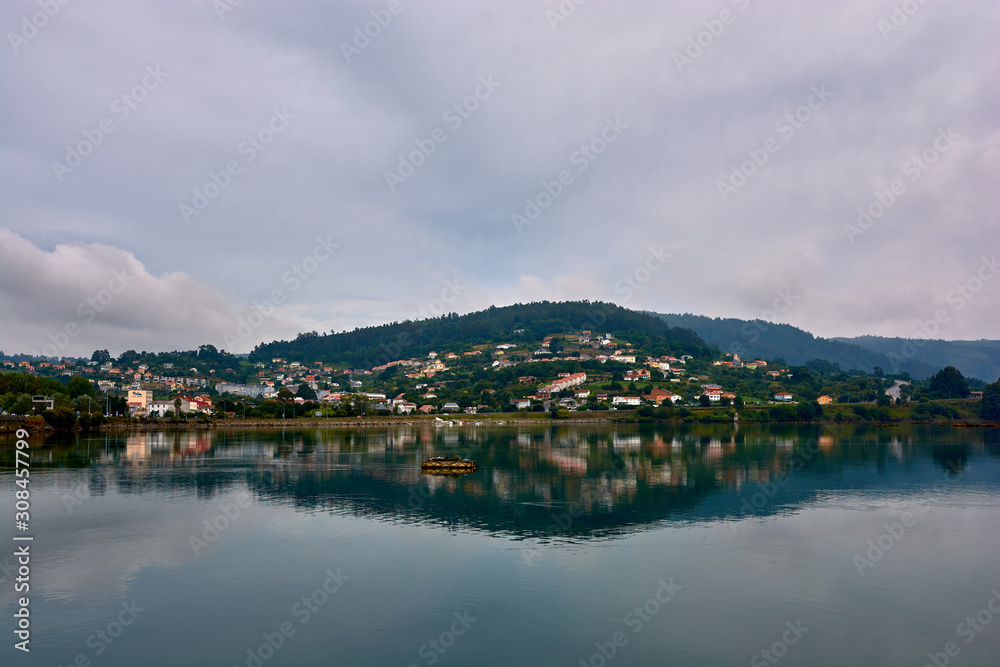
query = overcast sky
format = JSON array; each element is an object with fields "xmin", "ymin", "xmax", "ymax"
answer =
[{"xmin": 1, "ymin": 0, "xmax": 997, "ymax": 357}]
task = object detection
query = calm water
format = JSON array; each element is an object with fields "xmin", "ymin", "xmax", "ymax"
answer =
[{"xmin": 2, "ymin": 424, "xmax": 999, "ymax": 666}]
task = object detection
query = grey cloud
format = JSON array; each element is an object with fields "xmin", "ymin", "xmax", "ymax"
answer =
[{"xmin": 1, "ymin": 0, "xmax": 997, "ymax": 355}]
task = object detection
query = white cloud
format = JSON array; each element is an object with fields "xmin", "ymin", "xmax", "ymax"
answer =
[{"xmin": 0, "ymin": 230, "xmax": 240, "ymax": 355}]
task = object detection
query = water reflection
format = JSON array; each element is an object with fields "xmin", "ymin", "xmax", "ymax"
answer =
[{"xmin": 7, "ymin": 424, "xmax": 1000, "ymax": 541}]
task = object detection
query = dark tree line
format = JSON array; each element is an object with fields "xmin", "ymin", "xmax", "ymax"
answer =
[{"xmin": 249, "ymin": 301, "xmax": 715, "ymax": 367}]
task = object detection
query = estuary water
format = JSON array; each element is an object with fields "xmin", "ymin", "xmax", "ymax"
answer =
[{"xmin": 1, "ymin": 423, "xmax": 999, "ymax": 666}]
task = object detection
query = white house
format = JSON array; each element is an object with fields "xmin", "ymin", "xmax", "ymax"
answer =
[
  {"xmin": 774, "ymin": 392, "xmax": 793, "ymax": 402},
  {"xmin": 612, "ymin": 396, "xmax": 642, "ymax": 407},
  {"xmin": 147, "ymin": 400, "xmax": 177, "ymax": 417}
]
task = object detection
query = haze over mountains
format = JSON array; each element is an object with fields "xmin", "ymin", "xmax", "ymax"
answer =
[{"xmin": 658, "ymin": 312, "xmax": 1000, "ymax": 381}]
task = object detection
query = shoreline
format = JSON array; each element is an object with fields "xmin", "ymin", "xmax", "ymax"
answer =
[{"xmin": 4, "ymin": 414, "xmax": 998, "ymax": 435}]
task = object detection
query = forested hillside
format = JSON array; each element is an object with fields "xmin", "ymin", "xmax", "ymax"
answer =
[
  {"xmin": 657, "ymin": 313, "xmax": 939, "ymax": 379},
  {"xmin": 835, "ymin": 336, "xmax": 1000, "ymax": 383},
  {"xmin": 250, "ymin": 301, "xmax": 714, "ymax": 367}
]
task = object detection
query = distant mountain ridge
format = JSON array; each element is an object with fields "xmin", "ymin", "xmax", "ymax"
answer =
[
  {"xmin": 833, "ymin": 336, "xmax": 1000, "ymax": 383},
  {"xmin": 654, "ymin": 313, "xmax": 1000, "ymax": 381},
  {"xmin": 249, "ymin": 303, "xmax": 999, "ymax": 381}
]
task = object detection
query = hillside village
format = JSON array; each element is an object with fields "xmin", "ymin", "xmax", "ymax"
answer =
[{"xmin": 3, "ymin": 320, "xmax": 972, "ymax": 423}]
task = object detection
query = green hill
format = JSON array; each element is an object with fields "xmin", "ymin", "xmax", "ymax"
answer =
[
  {"xmin": 833, "ymin": 336, "xmax": 1000, "ymax": 383},
  {"xmin": 250, "ymin": 301, "xmax": 714, "ymax": 367},
  {"xmin": 655, "ymin": 313, "xmax": 940, "ymax": 379}
]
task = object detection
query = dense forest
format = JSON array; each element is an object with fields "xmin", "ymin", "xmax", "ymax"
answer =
[
  {"xmin": 250, "ymin": 301, "xmax": 715, "ymax": 367},
  {"xmin": 658, "ymin": 313, "xmax": 943, "ymax": 379},
  {"xmin": 835, "ymin": 336, "xmax": 1000, "ymax": 383}
]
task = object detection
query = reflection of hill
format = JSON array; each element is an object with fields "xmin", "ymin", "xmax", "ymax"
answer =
[{"xmin": 9, "ymin": 425, "xmax": 1000, "ymax": 540}]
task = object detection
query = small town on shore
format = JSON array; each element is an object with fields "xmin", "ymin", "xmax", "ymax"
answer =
[{"xmin": 2, "ymin": 322, "xmax": 997, "ymax": 431}]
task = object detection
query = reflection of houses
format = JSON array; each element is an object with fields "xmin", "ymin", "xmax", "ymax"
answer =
[
  {"xmin": 612, "ymin": 433, "xmax": 641, "ymax": 450},
  {"xmin": 543, "ymin": 450, "xmax": 588, "ymax": 474},
  {"xmin": 178, "ymin": 432, "xmax": 212, "ymax": 456}
]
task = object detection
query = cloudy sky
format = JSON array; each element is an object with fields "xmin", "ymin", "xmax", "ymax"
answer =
[{"xmin": 1, "ymin": 0, "xmax": 997, "ymax": 357}]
